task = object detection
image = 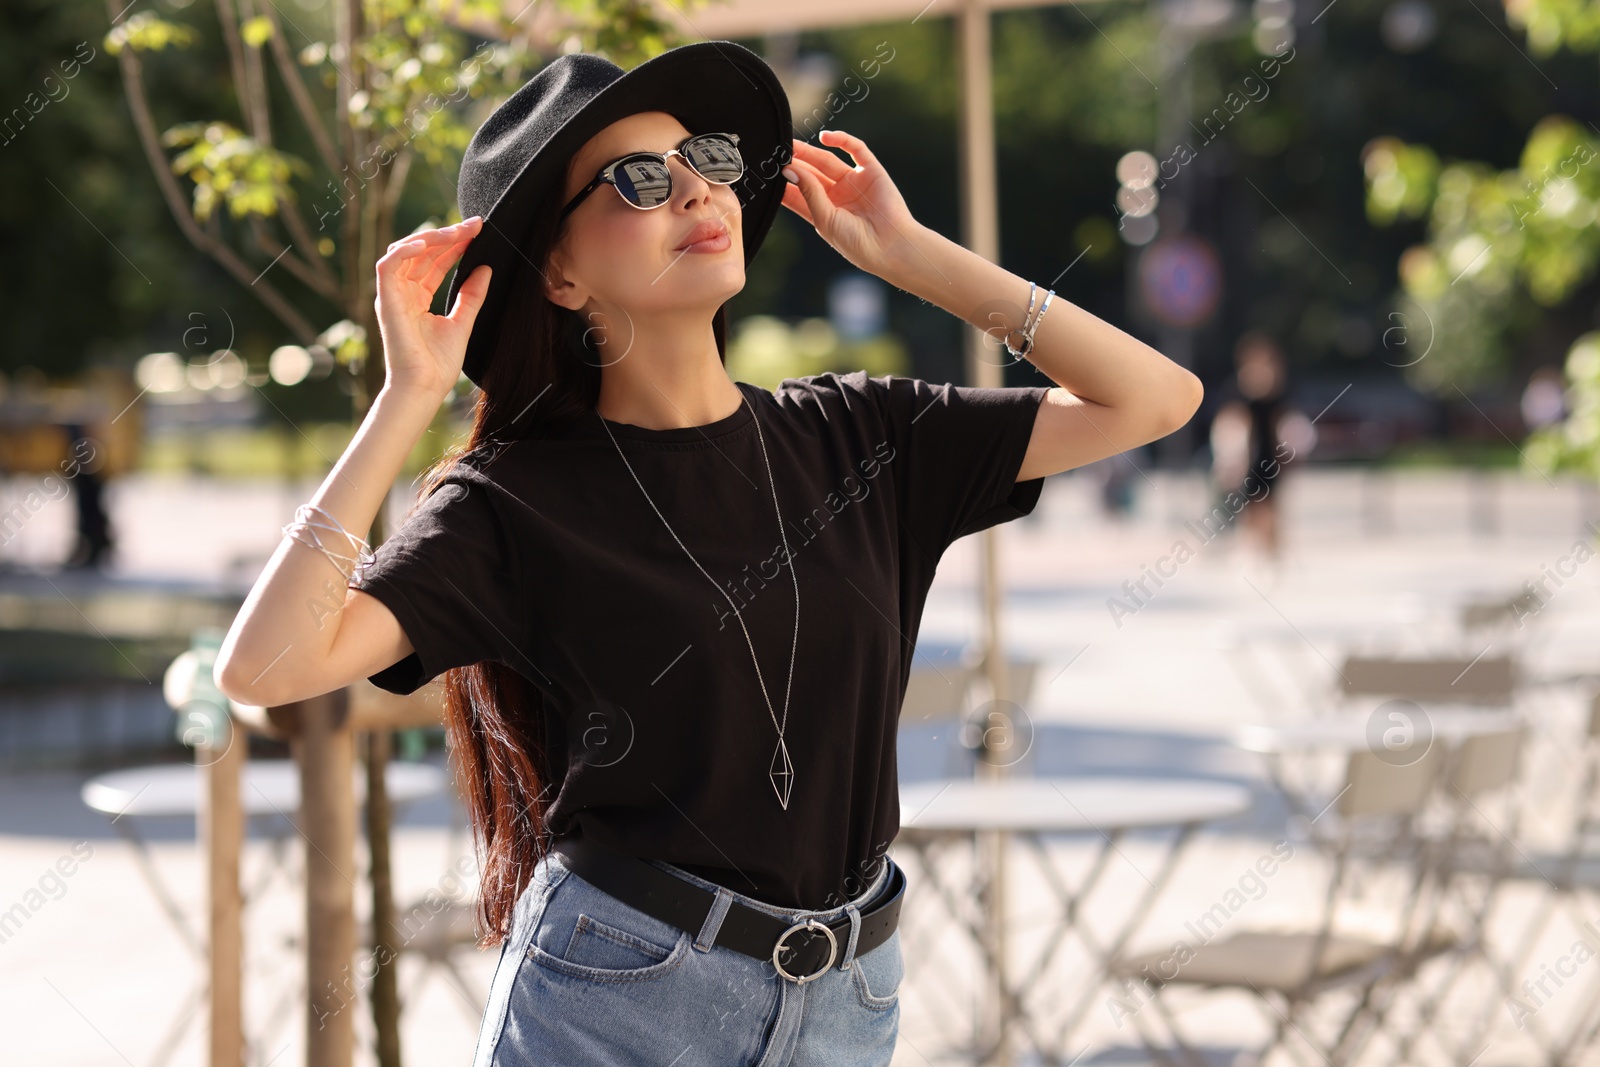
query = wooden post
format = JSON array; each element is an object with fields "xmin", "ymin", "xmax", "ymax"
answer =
[
  {"xmin": 366, "ymin": 728, "xmax": 402, "ymax": 1067},
  {"xmin": 294, "ymin": 690, "xmax": 356, "ymax": 1067},
  {"xmin": 204, "ymin": 725, "xmax": 244, "ymax": 1066},
  {"xmin": 955, "ymin": 0, "xmax": 1010, "ymax": 1060}
]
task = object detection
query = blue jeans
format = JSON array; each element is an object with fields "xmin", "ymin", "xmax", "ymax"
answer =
[{"xmin": 470, "ymin": 846, "xmax": 904, "ymax": 1066}]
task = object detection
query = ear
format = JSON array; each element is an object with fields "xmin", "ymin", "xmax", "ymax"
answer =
[{"xmin": 541, "ymin": 250, "xmax": 588, "ymax": 311}]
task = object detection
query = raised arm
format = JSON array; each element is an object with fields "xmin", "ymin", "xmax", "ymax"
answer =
[
  {"xmin": 213, "ymin": 217, "xmax": 491, "ymax": 707},
  {"xmin": 780, "ymin": 129, "xmax": 1203, "ymax": 483},
  {"xmin": 877, "ymin": 228, "xmax": 1204, "ymax": 483}
]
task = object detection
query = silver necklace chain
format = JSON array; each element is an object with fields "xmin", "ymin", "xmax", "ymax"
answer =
[{"xmin": 597, "ymin": 385, "xmax": 801, "ymax": 810}]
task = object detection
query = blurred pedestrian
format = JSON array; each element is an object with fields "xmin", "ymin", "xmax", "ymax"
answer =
[
  {"xmin": 1210, "ymin": 332, "xmax": 1291, "ymax": 567},
  {"xmin": 1090, "ymin": 448, "xmax": 1141, "ymax": 520},
  {"xmin": 62, "ymin": 423, "xmax": 112, "ymax": 570}
]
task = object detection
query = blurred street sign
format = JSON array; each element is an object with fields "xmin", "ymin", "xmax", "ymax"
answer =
[{"xmin": 1138, "ymin": 233, "xmax": 1222, "ymax": 328}]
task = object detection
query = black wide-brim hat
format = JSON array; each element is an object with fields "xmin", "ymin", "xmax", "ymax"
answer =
[{"xmin": 446, "ymin": 40, "xmax": 795, "ymax": 387}]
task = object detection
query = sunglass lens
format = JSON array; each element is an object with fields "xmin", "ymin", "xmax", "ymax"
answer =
[
  {"xmin": 615, "ymin": 156, "xmax": 673, "ymax": 208},
  {"xmin": 685, "ymin": 135, "xmax": 744, "ymax": 184}
]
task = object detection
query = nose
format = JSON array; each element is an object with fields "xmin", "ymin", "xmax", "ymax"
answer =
[{"xmin": 668, "ymin": 153, "xmax": 715, "ymax": 208}]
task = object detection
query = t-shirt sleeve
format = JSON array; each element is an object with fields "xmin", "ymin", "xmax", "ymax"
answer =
[
  {"xmin": 860, "ymin": 372, "xmax": 1051, "ymax": 557},
  {"xmin": 350, "ymin": 473, "xmax": 530, "ymax": 694}
]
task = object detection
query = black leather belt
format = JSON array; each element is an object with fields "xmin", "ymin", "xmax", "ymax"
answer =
[{"xmin": 550, "ymin": 834, "xmax": 905, "ymax": 984}]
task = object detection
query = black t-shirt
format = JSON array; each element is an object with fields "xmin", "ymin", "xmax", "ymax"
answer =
[{"xmin": 354, "ymin": 369, "xmax": 1050, "ymax": 910}]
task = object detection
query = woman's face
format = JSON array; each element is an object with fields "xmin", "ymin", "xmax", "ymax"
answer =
[
  {"xmin": 1237, "ymin": 347, "xmax": 1283, "ymax": 398},
  {"xmin": 543, "ymin": 110, "xmax": 745, "ymax": 320}
]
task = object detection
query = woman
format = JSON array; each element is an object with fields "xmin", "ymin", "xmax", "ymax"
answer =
[
  {"xmin": 214, "ymin": 40, "xmax": 1202, "ymax": 1066},
  {"xmin": 1210, "ymin": 331, "xmax": 1291, "ymax": 568}
]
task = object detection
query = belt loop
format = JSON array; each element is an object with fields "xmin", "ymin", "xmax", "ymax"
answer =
[
  {"xmin": 694, "ymin": 886, "xmax": 734, "ymax": 953},
  {"xmin": 837, "ymin": 903, "xmax": 862, "ymax": 970}
]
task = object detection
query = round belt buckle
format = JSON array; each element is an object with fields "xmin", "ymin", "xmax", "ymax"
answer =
[{"xmin": 772, "ymin": 919, "xmax": 837, "ymax": 984}]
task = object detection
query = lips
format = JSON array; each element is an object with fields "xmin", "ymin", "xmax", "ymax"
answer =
[{"xmin": 676, "ymin": 220, "xmax": 729, "ymax": 251}]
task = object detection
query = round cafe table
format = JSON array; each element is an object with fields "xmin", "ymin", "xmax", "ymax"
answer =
[
  {"xmin": 82, "ymin": 758, "xmax": 446, "ymax": 819},
  {"xmin": 894, "ymin": 775, "xmax": 1253, "ymax": 1065},
  {"xmin": 1229, "ymin": 708, "xmax": 1528, "ymax": 831},
  {"xmin": 79, "ymin": 759, "xmax": 448, "ymax": 1067},
  {"xmin": 80, "ymin": 758, "xmax": 448, "ymax": 952}
]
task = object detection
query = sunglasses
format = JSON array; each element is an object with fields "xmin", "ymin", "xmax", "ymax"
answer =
[{"xmin": 559, "ymin": 132, "xmax": 745, "ymax": 218}]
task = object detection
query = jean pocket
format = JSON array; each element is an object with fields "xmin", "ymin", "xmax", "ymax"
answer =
[
  {"xmin": 528, "ymin": 920, "xmax": 689, "ymax": 983},
  {"xmin": 567, "ymin": 913, "xmax": 679, "ymax": 970},
  {"xmin": 527, "ymin": 871, "xmax": 692, "ymax": 984},
  {"xmin": 850, "ymin": 928, "xmax": 903, "ymax": 1010}
]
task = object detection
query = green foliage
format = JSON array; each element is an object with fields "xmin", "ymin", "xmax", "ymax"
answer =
[
  {"xmin": 1362, "ymin": 116, "xmax": 1600, "ymax": 393},
  {"xmin": 111, "ymin": 0, "xmax": 681, "ymax": 272},
  {"xmin": 555, "ymin": 0, "xmax": 681, "ymax": 63},
  {"xmin": 1506, "ymin": 0, "xmax": 1600, "ymax": 54},
  {"xmin": 1361, "ymin": 136, "xmax": 1440, "ymax": 225},
  {"xmin": 317, "ymin": 318, "xmax": 369, "ymax": 371},
  {"xmin": 993, "ymin": 4, "xmax": 1163, "ymax": 149},
  {"xmin": 94, "ymin": 0, "xmax": 675, "ymax": 430},
  {"xmin": 1527, "ymin": 331, "xmax": 1600, "ymax": 478},
  {"xmin": 103, "ymin": 11, "xmax": 198, "ymax": 55},
  {"xmin": 164, "ymin": 121, "xmax": 312, "ymax": 221},
  {"xmin": 726, "ymin": 315, "xmax": 910, "ymax": 390},
  {"xmin": 137, "ymin": 414, "xmax": 465, "ymax": 479},
  {"xmin": 294, "ymin": 15, "xmax": 531, "ymax": 171},
  {"xmin": 240, "ymin": 16, "xmax": 273, "ymax": 49},
  {"xmin": 1380, "ymin": 441, "xmax": 1525, "ymax": 469},
  {"xmin": 1362, "ymin": 0, "xmax": 1600, "ymax": 476}
]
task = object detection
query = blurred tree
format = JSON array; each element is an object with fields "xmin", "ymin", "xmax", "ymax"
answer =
[
  {"xmin": 102, "ymin": 0, "xmax": 676, "ymax": 431},
  {"xmin": 1359, "ymin": 0, "xmax": 1600, "ymax": 478},
  {"xmin": 1361, "ymin": 116, "xmax": 1600, "ymax": 394}
]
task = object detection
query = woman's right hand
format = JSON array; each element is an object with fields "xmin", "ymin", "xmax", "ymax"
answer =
[{"xmin": 374, "ymin": 215, "xmax": 493, "ymax": 403}]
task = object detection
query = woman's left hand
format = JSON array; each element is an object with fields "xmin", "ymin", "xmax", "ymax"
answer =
[{"xmin": 780, "ymin": 130, "xmax": 921, "ymax": 281}]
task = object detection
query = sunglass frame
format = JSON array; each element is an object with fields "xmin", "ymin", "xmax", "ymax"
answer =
[{"xmin": 559, "ymin": 131, "xmax": 744, "ymax": 217}]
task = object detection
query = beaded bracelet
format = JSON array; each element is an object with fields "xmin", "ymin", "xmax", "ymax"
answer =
[{"xmin": 281, "ymin": 503, "xmax": 375, "ymax": 584}]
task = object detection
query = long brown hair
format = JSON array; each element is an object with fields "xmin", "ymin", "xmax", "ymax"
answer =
[{"xmin": 423, "ymin": 199, "xmax": 731, "ymax": 946}]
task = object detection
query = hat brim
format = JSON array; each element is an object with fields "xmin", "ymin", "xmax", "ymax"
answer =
[{"xmin": 446, "ymin": 41, "xmax": 794, "ymax": 387}]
